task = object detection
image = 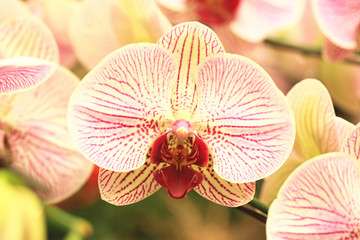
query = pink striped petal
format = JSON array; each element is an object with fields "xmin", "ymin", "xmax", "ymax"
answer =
[
  {"xmin": 0, "ymin": 57, "xmax": 56, "ymax": 94},
  {"xmin": 69, "ymin": 0, "xmax": 119, "ymax": 69},
  {"xmin": 99, "ymin": 162, "xmax": 165, "ymax": 205},
  {"xmin": 230, "ymin": 0, "xmax": 304, "ymax": 42},
  {"xmin": 312, "ymin": 0, "xmax": 360, "ymax": 49},
  {"xmin": 3, "ymin": 66, "xmax": 93, "ymax": 203},
  {"xmin": 267, "ymin": 153, "xmax": 360, "ymax": 239},
  {"xmin": 192, "ymin": 54, "xmax": 295, "ymax": 183},
  {"xmin": 342, "ymin": 123, "xmax": 360, "ymax": 160},
  {"xmin": 157, "ymin": 22, "xmax": 224, "ymax": 120},
  {"xmin": 286, "ymin": 79, "xmax": 340, "ymax": 159},
  {"xmin": 323, "ymin": 38, "xmax": 354, "ymax": 62},
  {"xmin": 193, "ymin": 156, "xmax": 255, "ymax": 207},
  {"xmin": 336, "ymin": 117, "xmax": 355, "ymax": 147},
  {"xmin": 68, "ymin": 44, "xmax": 176, "ymax": 172},
  {"xmin": 0, "ymin": 16, "xmax": 59, "ymax": 62}
]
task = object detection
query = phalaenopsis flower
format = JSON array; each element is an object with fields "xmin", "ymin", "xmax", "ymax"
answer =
[{"xmin": 68, "ymin": 22, "xmax": 295, "ymax": 207}]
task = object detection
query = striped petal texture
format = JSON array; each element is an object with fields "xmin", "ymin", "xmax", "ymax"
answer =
[
  {"xmin": 157, "ymin": 22, "xmax": 224, "ymax": 120},
  {"xmin": 0, "ymin": 57, "xmax": 55, "ymax": 94},
  {"xmin": 99, "ymin": 161, "xmax": 166, "ymax": 206},
  {"xmin": 267, "ymin": 153, "xmax": 360, "ymax": 240},
  {"xmin": 2, "ymin": 67, "xmax": 93, "ymax": 203},
  {"xmin": 68, "ymin": 44, "xmax": 176, "ymax": 172},
  {"xmin": 193, "ymin": 155, "xmax": 255, "ymax": 207},
  {"xmin": 0, "ymin": 16, "xmax": 58, "ymax": 93},
  {"xmin": 192, "ymin": 54, "xmax": 295, "ymax": 183}
]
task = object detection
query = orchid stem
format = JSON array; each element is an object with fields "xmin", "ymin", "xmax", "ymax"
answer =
[
  {"xmin": 44, "ymin": 205, "xmax": 93, "ymax": 239},
  {"xmin": 247, "ymin": 198, "xmax": 268, "ymax": 215},
  {"xmin": 236, "ymin": 205, "xmax": 267, "ymax": 224},
  {"xmin": 264, "ymin": 38, "xmax": 360, "ymax": 65}
]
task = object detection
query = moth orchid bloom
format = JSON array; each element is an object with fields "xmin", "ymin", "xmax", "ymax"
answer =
[
  {"xmin": 68, "ymin": 22, "xmax": 295, "ymax": 206},
  {"xmin": 312, "ymin": 0, "xmax": 360, "ymax": 62},
  {"xmin": 0, "ymin": 170, "xmax": 46, "ymax": 240},
  {"xmin": 156, "ymin": 0, "xmax": 304, "ymax": 53},
  {"xmin": 267, "ymin": 152, "xmax": 360, "ymax": 240},
  {"xmin": 70, "ymin": 0, "xmax": 172, "ymax": 70},
  {"xmin": 0, "ymin": 16, "xmax": 58, "ymax": 94},
  {"xmin": 0, "ymin": 65, "xmax": 93, "ymax": 203},
  {"xmin": 261, "ymin": 79, "xmax": 355, "ymax": 205}
]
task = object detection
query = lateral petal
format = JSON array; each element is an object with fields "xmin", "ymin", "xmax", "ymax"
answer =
[
  {"xmin": 3, "ymin": 66, "xmax": 93, "ymax": 203},
  {"xmin": 192, "ymin": 54, "xmax": 295, "ymax": 183},
  {"xmin": 0, "ymin": 57, "xmax": 56, "ymax": 94},
  {"xmin": 68, "ymin": 44, "xmax": 176, "ymax": 172},
  {"xmin": 286, "ymin": 79, "xmax": 340, "ymax": 159},
  {"xmin": 193, "ymin": 156, "xmax": 255, "ymax": 207},
  {"xmin": 0, "ymin": 16, "xmax": 59, "ymax": 62},
  {"xmin": 267, "ymin": 153, "xmax": 360, "ymax": 240},
  {"xmin": 99, "ymin": 161, "xmax": 165, "ymax": 205},
  {"xmin": 312, "ymin": 0, "xmax": 360, "ymax": 49},
  {"xmin": 157, "ymin": 22, "xmax": 224, "ymax": 120},
  {"xmin": 342, "ymin": 123, "xmax": 360, "ymax": 160}
]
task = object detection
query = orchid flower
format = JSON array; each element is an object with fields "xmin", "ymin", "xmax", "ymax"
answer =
[
  {"xmin": 0, "ymin": 16, "xmax": 93, "ymax": 203},
  {"xmin": 68, "ymin": 22, "xmax": 295, "ymax": 207},
  {"xmin": 260, "ymin": 79, "xmax": 355, "ymax": 204},
  {"xmin": 156, "ymin": 0, "xmax": 304, "ymax": 53},
  {"xmin": 69, "ymin": 0, "xmax": 172, "ymax": 70},
  {"xmin": 0, "ymin": 16, "xmax": 58, "ymax": 94},
  {"xmin": 267, "ymin": 151, "xmax": 360, "ymax": 239},
  {"xmin": 312, "ymin": 0, "xmax": 360, "ymax": 62}
]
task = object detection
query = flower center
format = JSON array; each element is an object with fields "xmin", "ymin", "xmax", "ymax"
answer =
[
  {"xmin": 188, "ymin": 0, "xmax": 242, "ymax": 25},
  {"xmin": 150, "ymin": 120, "xmax": 209, "ymax": 199}
]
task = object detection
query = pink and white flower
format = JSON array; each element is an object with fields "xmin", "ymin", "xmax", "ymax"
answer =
[
  {"xmin": 0, "ymin": 16, "xmax": 58, "ymax": 94},
  {"xmin": 68, "ymin": 22, "xmax": 295, "ymax": 207},
  {"xmin": 267, "ymin": 151, "xmax": 360, "ymax": 239},
  {"xmin": 312, "ymin": 0, "xmax": 360, "ymax": 62},
  {"xmin": 0, "ymin": 16, "xmax": 93, "ymax": 203}
]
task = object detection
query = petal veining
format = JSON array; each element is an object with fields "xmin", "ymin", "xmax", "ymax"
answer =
[
  {"xmin": 68, "ymin": 44, "xmax": 176, "ymax": 172},
  {"xmin": 3, "ymin": 66, "xmax": 93, "ymax": 203},
  {"xmin": 267, "ymin": 153, "xmax": 360, "ymax": 239},
  {"xmin": 99, "ymin": 161, "xmax": 165, "ymax": 205},
  {"xmin": 192, "ymin": 54, "xmax": 295, "ymax": 183},
  {"xmin": 0, "ymin": 57, "xmax": 56, "ymax": 94},
  {"xmin": 157, "ymin": 22, "xmax": 224, "ymax": 120},
  {"xmin": 342, "ymin": 123, "xmax": 360, "ymax": 160},
  {"xmin": 193, "ymin": 155, "xmax": 255, "ymax": 207}
]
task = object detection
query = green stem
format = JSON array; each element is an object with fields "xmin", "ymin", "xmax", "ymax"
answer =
[
  {"xmin": 247, "ymin": 198, "xmax": 269, "ymax": 215},
  {"xmin": 44, "ymin": 205, "xmax": 93, "ymax": 239},
  {"xmin": 264, "ymin": 38, "xmax": 360, "ymax": 65}
]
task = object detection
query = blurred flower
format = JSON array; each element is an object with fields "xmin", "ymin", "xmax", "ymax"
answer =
[
  {"xmin": 0, "ymin": 169, "xmax": 46, "ymax": 240},
  {"xmin": 312, "ymin": 0, "xmax": 360, "ymax": 62},
  {"xmin": 68, "ymin": 22, "xmax": 295, "ymax": 207},
  {"xmin": 0, "ymin": 16, "xmax": 58, "ymax": 94},
  {"xmin": 260, "ymin": 79, "xmax": 355, "ymax": 204},
  {"xmin": 69, "ymin": 0, "xmax": 172, "ymax": 70},
  {"xmin": 267, "ymin": 152, "xmax": 360, "ymax": 239},
  {"xmin": 27, "ymin": 0, "xmax": 81, "ymax": 67},
  {"xmin": 0, "ymin": 65, "xmax": 93, "ymax": 203},
  {"xmin": 157, "ymin": 0, "xmax": 304, "ymax": 53}
]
